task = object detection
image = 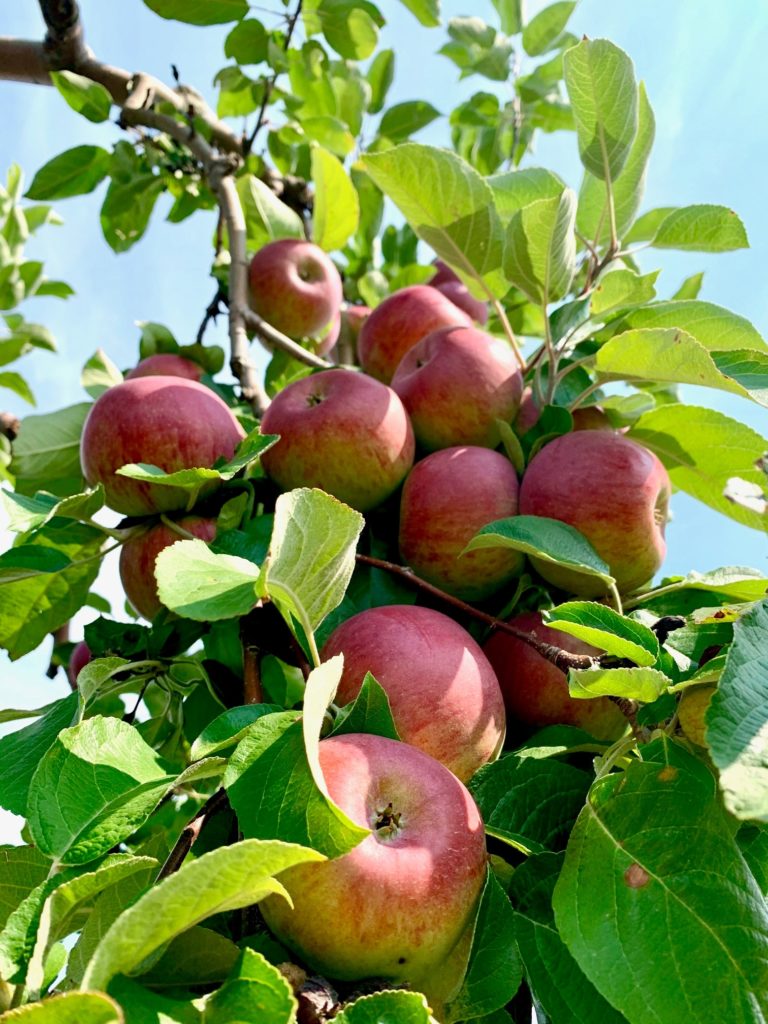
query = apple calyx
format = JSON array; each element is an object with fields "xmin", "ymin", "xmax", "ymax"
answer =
[{"xmin": 374, "ymin": 802, "xmax": 402, "ymax": 838}]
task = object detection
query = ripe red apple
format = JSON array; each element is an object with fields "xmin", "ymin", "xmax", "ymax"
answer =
[
  {"xmin": 125, "ymin": 354, "xmax": 203, "ymax": 381},
  {"xmin": 260, "ymin": 732, "xmax": 487, "ymax": 984},
  {"xmin": 248, "ymin": 239, "xmax": 343, "ymax": 340},
  {"xmin": 320, "ymin": 605, "xmax": 505, "ymax": 780},
  {"xmin": 433, "ymin": 281, "xmax": 489, "ymax": 325},
  {"xmin": 482, "ymin": 611, "xmax": 627, "ymax": 740},
  {"xmin": 357, "ymin": 285, "xmax": 472, "ymax": 383},
  {"xmin": 260, "ymin": 369, "xmax": 414, "ymax": 512},
  {"xmin": 519, "ymin": 431, "xmax": 671, "ymax": 595},
  {"xmin": 68, "ymin": 641, "xmax": 92, "ymax": 686},
  {"xmin": 399, "ymin": 446, "xmax": 523, "ymax": 600},
  {"xmin": 391, "ymin": 326, "xmax": 523, "ymax": 451},
  {"xmin": 80, "ymin": 376, "xmax": 245, "ymax": 517},
  {"xmin": 119, "ymin": 516, "xmax": 217, "ymax": 620},
  {"xmin": 430, "ymin": 260, "xmax": 460, "ymax": 288}
]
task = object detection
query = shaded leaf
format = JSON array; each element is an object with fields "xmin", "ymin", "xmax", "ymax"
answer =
[{"xmin": 25, "ymin": 147, "xmax": 110, "ymax": 201}]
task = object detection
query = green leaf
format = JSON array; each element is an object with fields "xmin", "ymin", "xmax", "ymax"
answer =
[
  {"xmin": 564, "ymin": 38, "xmax": 638, "ymax": 181},
  {"xmin": 100, "ymin": 175, "xmax": 164, "ymax": 253},
  {"xmin": 366, "ymin": 49, "xmax": 395, "ymax": 114},
  {"xmin": 488, "ymin": 167, "xmax": 566, "ymax": 222},
  {"xmin": 510, "ymin": 852, "xmax": 627, "ymax": 1024},
  {"xmin": 237, "ymin": 175, "xmax": 304, "ymax": 250},
  {"xmin": 656, "ymin": 566, "xmax": 768, "ymax": 604},
  {"xmin": 156, "ymin": 539, "xmax": 261, "ymax": 621},
  {"xmin": 397, "ymin": 0, "xmax": 440, "ymax": 27},
  {"xmin": 1, "ymin": 487, "xmax": 104, "ymax": 535},
  {"xmin": 0, "ymin": 523, "xmax": 104, "ymax": 660},
  {"xmin": 302, "ymin": 115, "xmax": 355, "ymax": 157},
  {"xmin": 624, "ymin": 205, "xmax": 678, "ymax": 243},
  {"xmin": 319, "ymin": 0, "xmax": 380, "ymax": 60},
  {"xmin": 82, "ymin": 839, "xmax": 324, "ymax": 991},
  {"xmin": 0, "ymin": 992, "xmax": 123, "ymax": 1022},
  {"xmin": 0, "ymin": 694, "xmax": 78, "ymax": 815},
  {"xmin": 708, "ymin": 600, "xmax": 768, "ymax": 821},
  {"xmin": 628, "ymin": 404, "xmax": 768, "ymax": 531},
  {"xmin": 577, "ymin": 81, "xmax": 655, "ymax": 245},
  {"xmin": 469, "ymin": 754, "xmax": 591, "ymax": 854},
  {"xmin": 331, "ymin": 671, "xmax": 400, "ymax": 741},
  {"xmin": 553, "ymin": 739, "xmax": 768, "ymax": 1023},
  {"xmin": 464, "ymin": 515, "xmax": 615, "ymax": 589},
  {"xmin": 224, "ymin": 19, "xmax": 268, "ymax": 64},
  {"xmin": 0, "ymin": 370, "xmax": 34, "ymax": 405},
  {"xmin": 203, "ymin": 948, "xmax": 297, "ymax": 1023},
  {"xmin": 672, "ymin": 271, "xmax": 704, "ymax": 300},
  {"xmin": 81, "ymin": 348, "xmax": 123, "ymax": 399},
  {"xmin": 334, "ymin": 991, "xmax": 433, "ymax": 1023},
  {"xmin": 190, "ymin": 704, "xmax": 283, "ymax": 760},
  {"xmin": 310, "ymin": 146, "xmax": 360, "ymax": 252},
  {"xmin": 50, "ymin": 71, "xmax": 112, "ymax": 123},
  {"xmin": 109, "ymin": 979, "xmax": 202, "ymax": 1023},
  {"xmin": 446, "ymin": 870, "xmax": 521, "ymax": 1022},
  {"xmin": 590, "ymin": 268, "xmax": 658, "ymax": 315},
  {"xmin": 142, "ymin": 0, "xmax": 248, "ymax": 24},
  {"xmin": 0, "ymin": 545, "xmax": 71, "ymax": 583},
  {"xmin": 711, "ymin": 348, "xmax": 768, "ymax": 406},
  {"xmin": 25, "ymin": 146, "xmax": 110, "ymax": 201},
  {"xmin": 379, "ymin": 100, "xmax": 441, "ymax": 141},
  {"xmin": 544, "ymin": 602, "xmax": 660, "ymax": 665},
  {"xmin": 522, "ymin": 1, "xmax": 576, "ymax": 56},
  {"xmin": 615, "ymin": 299, "xmax": 768, "ymax": 354},
  {"xmin": 492, "ymin": 0, "xmax": 522, "ymax": 34},
  {"xmin": 264, "ymin": 488, "xmax": 365, "ymax": 657},
  {"xmin": 646, "ymin": 204, "xmax": 749, "ymax": 252},
  {"xmin": 504, "ymin": 189, "xmax": 577, "ymax": 303},
  {"xmin": 569, "ymin": 665, "xmax": 670, "ymax": 702},
  {"xmin": 0, "ymin": 847, "xmax": 50, "ymax": 931},
  {"xmin": 27, "ymin": 716, "xmax": 177, "ymax": 865},
  {"xmin": 363, "ymin": 142, "xmax": 507, "ymax": 297}
]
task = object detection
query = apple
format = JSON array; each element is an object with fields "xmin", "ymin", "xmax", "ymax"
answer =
[
  {"xmin": 519, "ymin": 431, "xmax": 670, "ymax": 596},
  {"xmin": 248, "ymin": 239, "xmax": 343, "ymax": 340},
  {"xmin": 68, "ymin": 641, "xmax": 92, "ymax": 686},
  {"xmin": 80, "ymin": 376, "xmax": 245, "ymax": 517},
  {"xmin": 260, "ymin": 368, "xmax": 414, "ymax": 512},
  {"xmin": 433, "ymin": 281, "xmax": 489, "ymax": 325},
  {"xmin": 320, "ymin": 605, "xmax": 505, "ymax": 780},
  {"xmin": 391, "ymin": 325, "xmax": 523, "ymax": 451},
  {"xmin": 119, "ymin": 515, "xmax": 217, "ymax": 620},
  {"xmin": 332, "ymin": 304, "xmax": 371, "ymax": 363},
  {"xmin": 125, "ymin": 354, "xmax": 203, "ymax": 381},
  {"xmin": 260, "ymin": 732, "xmax": 487, "ymax": 984},
  {"xmin": 678, "ymin": 684, "xmax": 716, "ymax": 747},
  {"xmin": 482, "ymin": 611, "xmax": 627, "ymax": 740},
  {"xmin": 399, "ymin": 446, "xmax": 523, "ymax": 600},
  {"xmin": 357, "ymin": 285, "xmax": 472, "ymax": 383}
]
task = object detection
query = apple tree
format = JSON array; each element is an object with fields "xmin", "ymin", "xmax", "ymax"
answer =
[{"xmin": 0, "ymin": 2, "xmax": 767, "ymax": 1022}]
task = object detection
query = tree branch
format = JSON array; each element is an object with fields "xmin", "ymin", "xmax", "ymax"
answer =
[
  {"xmin": 155, "ymin": 789, "xmax": 229, "ymax": 881},
  {"xmin": 244, "ymin": 0, "xmax": 304, "ymax": 157},
  {"xmin": 240, "ymin": 307, "xmax": 334, "ymax": 369}
]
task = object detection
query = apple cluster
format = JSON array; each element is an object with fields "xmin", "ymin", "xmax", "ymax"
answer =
[{"xmin": 73, "ymin": 237, "xmax": 672, "ymax": 994}]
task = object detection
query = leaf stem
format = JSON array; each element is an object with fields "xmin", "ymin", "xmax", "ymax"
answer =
[
  {"xmin": 567, "ymin": 378, "xmax": 604, "ymax": 412},
  {"xmin": 160, "ymin": 514, "xmax": 198, "ymax": 540},
  {"xmin": 492, "ymin": 297, "xmax": 526, "ymax": 371},
  {"xmin": 623, "ymin": 580, "xmax": 685, "ymax": 611}
]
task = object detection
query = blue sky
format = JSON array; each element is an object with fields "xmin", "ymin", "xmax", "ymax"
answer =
[{"xmin": 1, "ymin": 1, "xmax": 767, "ymax": 836}]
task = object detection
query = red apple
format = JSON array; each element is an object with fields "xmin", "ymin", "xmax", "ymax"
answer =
[
  {"xmin": 399, "ymin": 446, "xmax": 523, "ymax": 600},
  {"xmin": 357, "ymin": 285, "xmax": 472, "ymax": 383},
  {"xmin": 332, "ymin": 304, "xmax": 371, "ymax": 363},
  {"xmin": 80, "ymin": 376, "xmax": 245, "ymax": 517},
  {"xmin": 482, "ymin": 611, "xmax": 627, "ymax": 740},
  {"xmin": 320, "ymin": 605, "xmax": 505, "ymax": 780},
  {"xmin": 260, "ymin": 732, "xmax": 487, "ymax": 983},
  {"xmin": 514, "ymin": 386, "xmax": 541, "ymax": 435},
  {"xmin": 119, "ymin": 515, "xmax": 217, "ymax": 620},
  {"xmin": 391, "ymin": 326, "xmax": 523, "ymax": 451},
  {"xmin": 433, "ymin": 281, "xmax": 489, "ymax": 325},
  {"xmin": 125, "ymin": 354, "xmax": 203, "ymax": 382},
  {"xmin": 430, "ymin": 260, "xmax": 461, "ymax": 288},
  {"xmin": 68, "ymin": 641, "xmax": 92, "ymax": 686},
  {"xmin": 519, "ymin": 431, "xmax": 671, "ymax": 595},
  {"xmin": 260, "ymin": 369, "xmax": 414, "ymax": 512},
  {"xmin": 248, "ymin": 239, "xmax": 343, "ymax": 340}
]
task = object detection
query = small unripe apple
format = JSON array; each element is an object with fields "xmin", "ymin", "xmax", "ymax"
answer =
[
  {"xmin": 120, "ymin": 516, "xmax": 217, "ymax": 620},
  {"xmin": 260, "ymin": 369, "xmax": 414, "ymax": 512},
  {"xmin": 519, "ymin": 431, "xmax": 670, "ymax": 596},
  {"xmin": 399, "ymin": 446, "xmax": 523, "ymax": 600},
  {"xmin": 357, "ymin": 285, "xmax": 472, "ymax": 383},
  {"xmin": 260, "ymin": 732, "xmax": 487, "ymax": 984},
  {"xmin": 482, "ymin": 611, "xmax": 627, "ymax": 740},
  {"xmin": 248, "ymin": 239, "xmax": 343, "ymax": 340},
  {"xmin": 320, "ymin": 605, "xmax": 505, "ymax": 780},
  {"xmin": 678, "ymin": 684, "xmax": 716, "ymax": 747},
  {"xmin": 126, "ymin": 354, "xmax": 203, "ymax": 381},
  {"xmin": 80, "ymin": 376, "xmax": 245, "ymax": 517},
  {"xmin": 391, "ymin": 326, "xmax": 523, "ymax": 451},
  {"xmin": 68, "ymin": 641, "xmax": 92, "ymax": 686}
]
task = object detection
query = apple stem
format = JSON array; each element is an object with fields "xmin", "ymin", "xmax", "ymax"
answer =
[
  {"xmin": 567, "ymin": 378, "xmax": 604, "ymax": 412},
  {"xmin": 354, "ymin": 554, "xmax": 598, "ymax": 673},
  {"xmin": 608, "ymin": 581, "xmax": 624, "ymax": 615},
  {"xmin": 155, "ymin": 789, "xmax": 230, "ymax": 882}
]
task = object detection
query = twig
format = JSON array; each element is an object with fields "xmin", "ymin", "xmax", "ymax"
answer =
[
  {"xmin": 241, "ymin": 307, "xmax": 334, "ymax": 369},
  {"xmin": 244, "ymin": 0, "xmax": 304, "ymax": 156},
  {"xmin": 242, "ymin": 646, "xmax": 264, "ymax": 704},
  {"xmin": 196, "ymin": 284, "xmax": 226, "ymax": 345},
  {"xmin": 155, "ymin": 789, "xmax": 229, "ymax": 881}
]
